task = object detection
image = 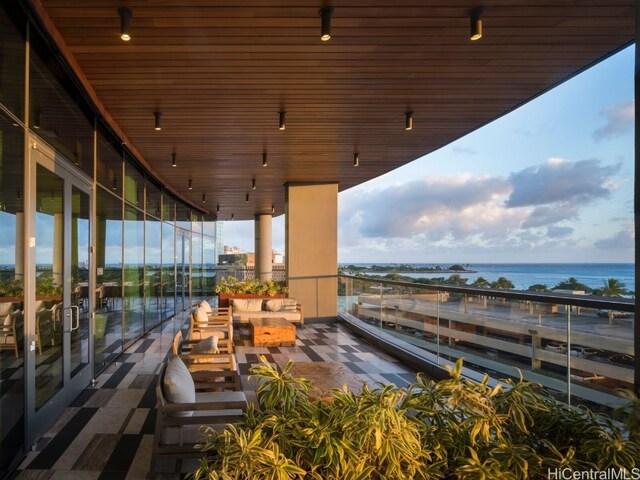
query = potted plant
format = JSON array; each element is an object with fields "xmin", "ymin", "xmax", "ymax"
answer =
[{"xmin": 215, "ymin": 276, "xmax": 288, "ymax": 307}]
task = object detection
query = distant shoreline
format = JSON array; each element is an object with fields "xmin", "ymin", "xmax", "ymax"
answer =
[{"xmin": 360, "ymin": 269, "xmax": 477, "ymax": 274}]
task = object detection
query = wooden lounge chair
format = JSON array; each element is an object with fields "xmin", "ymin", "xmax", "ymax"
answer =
[{"xmin": 149, "ymin": 357, "xmax": 247, "ymax": 478}]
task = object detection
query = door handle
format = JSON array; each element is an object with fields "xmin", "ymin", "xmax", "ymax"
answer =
[{"xmin": 70, "ymin": 306, "xmax": 80, "ymax": 331}]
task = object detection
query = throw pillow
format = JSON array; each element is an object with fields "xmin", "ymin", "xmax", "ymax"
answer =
[
  {"xmin": 194, "ymin": 306, "xmax": 208, "ymax": 324},
  {"xmin": 192, "ymin": 335, "xmax": 219, "ymax": 354},
  {"xmin": 163, "ymin": 356, "xmax": 195, "ymax": 417},
  {"xmin": 282, "ymin": 298, "xmax": 298, "ymax": 311},
  {"xmin": 199, "ymin": 300, "xmax": 212, "ymax": 313},
  {"xmin": 265, "ymin": 299, "xmax": 283, "ymax": 312}
]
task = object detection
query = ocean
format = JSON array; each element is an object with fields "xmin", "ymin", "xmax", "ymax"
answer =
[{"xmin": 341, "ymin": 263, "xmax": 636, "ymax": 292}]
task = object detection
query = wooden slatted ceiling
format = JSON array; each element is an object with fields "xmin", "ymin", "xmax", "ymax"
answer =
[{"xmin": 36, "ymin": 0, "xmax": 634, "ymax": 220}]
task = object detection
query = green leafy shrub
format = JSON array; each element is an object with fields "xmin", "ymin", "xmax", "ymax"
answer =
[
  {"xmin": 192, "ymin": 358, "xmax": 640, "ymax": 480},
  {"xmin": 215, "ymin": 277, "xmax": 288, "ymax": 296}
]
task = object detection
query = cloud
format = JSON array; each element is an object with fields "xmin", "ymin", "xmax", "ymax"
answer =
[
  {"xmin": 546, "ymin": 225, "xmax": 574, "ymax": 238},
  {"xmin": 594, "ymin": 225, "xmax": 634, "ymax": 250},
  {"xmin": 335, "ymin": 155, "xmax": 627, "ymax": 263},
  {"xmin": 452, "ymin": 146, "xmax": 478, "ymax": 155},
  {"xmin": 351, "ymin": 174, "xmax": 513, "ymax": 239},
  {"xmin": 506, "ymin": 158, "xmax": 619, "ymax": 207},
  {"xmin": 522, "ymin": 204, "xmax": 579, "ymax": 228},
  {"xmin": 593, "ymin": 100, "xmax": 634, "ymax": 141}
]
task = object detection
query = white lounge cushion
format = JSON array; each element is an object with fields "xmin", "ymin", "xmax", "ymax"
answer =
[
  {"xmin": 231, "ymin": 298, "xmax": 263, "ymax": 312},
  {"xmin": 3, "ymin": 313, "xmax": 12, "ymax": 327},
  {"xmin": 199, "ymin": 300, "xmax": 212, "ymax": 313},
  {"xmin": 192, "ymin": 336, "xmax": 220, "ymax": 355},
  {"xmin": 163, "ymin": 357, "xmax": 196, "ymax": 417}
]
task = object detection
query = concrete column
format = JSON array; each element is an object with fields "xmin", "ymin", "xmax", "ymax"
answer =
[
  {"xmin": 254, "ymin": 214, "xmax": 273, "ymax": 281},
  {"xmin": 53, "ymin": 213, "xmax": 63, "ymax": 286},
  {"xmin": 285, "ymin": 183, "xmax": 338, "ymax": 322},
  {"xmin": 15, "ymin": 212, "xmax": 24, "ymax": 280}
]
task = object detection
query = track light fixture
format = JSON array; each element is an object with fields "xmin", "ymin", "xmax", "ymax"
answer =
[
  {"xmin": 279, "ymin": 111, "xmax": 286, "ymax": 131},
  {"xmin": 246, "ymin": 193, "xmax": 250, "ymax": 203},
  {"xmin": 353, "ymin": 152, "xmax": 359, "ymax": 167},
  {"xmin": 154, "ymin": 111, "xmax": 162, "ymax": 131},
  {"xmin": 118, "ymin": 7, "xmax": 132, "ymax": 41},
  {"xmin": 216, "ymin": 204, "xmax": 220, "ymax": 214},
  {"xmin": 33, "ymin": 108, "xmax": 41, "ymax": 129},
  {"xmin": 252, "ymin": 178, "xmax": 256, "ymax": 190},
  {"xmin": 262, "ymin": 152, "xmax": 268, "ymax": 167},
  {"xmin": 405, "ymin": 111, "xmax": 413, "ymax": 131},
  {"xmin": 171, "ymin": 152, "xmax": 177, "ymax": 167},
  {"xmin": 202, "ymin": 194, "xmax": 206, "ymax": 203},
  {"xmin": 319, "ymin": 7, "xmax": 334, "ymax": 41},
  {"xmin": 468, "ymin": 7, "xmax": 484, "ymax": 41},
  {"xmin": 188, "ymin": 178, "xmax": 192, "ymax": 190}
]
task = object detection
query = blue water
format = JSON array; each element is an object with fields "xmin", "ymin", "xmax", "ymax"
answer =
[{"xmin": 341, "ymin": 263, "xmax": 635, "ymax": 292}]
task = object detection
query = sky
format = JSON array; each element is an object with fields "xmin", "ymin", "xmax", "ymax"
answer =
[{"xmin": 198, "ymin": 45, "xmax": 633, "ymax": 264}]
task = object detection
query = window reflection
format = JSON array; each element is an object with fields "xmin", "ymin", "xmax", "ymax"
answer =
[
  {"xmin": 123, "ymin": 205, "xmax": 144, "ymax": 346},
  {"xmin": 95, "ymin": 187, "xmax": 123, "ymax": 368}
]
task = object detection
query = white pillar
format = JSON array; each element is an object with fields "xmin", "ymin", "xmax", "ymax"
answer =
[
  {"xmin": 255, "ymin": 214, "xmax": 273, "ymax": 281},
  {"xmin": 15, "ymin": 212, "xmax": 24, "ymax": 280},
  {"xmin": 53, "ymin": 212, "xmax": 63, "ymax": 286}
]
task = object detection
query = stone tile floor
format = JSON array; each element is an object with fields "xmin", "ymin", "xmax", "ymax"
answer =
[{"xmin": 12, "ymin": 311, "xmax": 418, "ymax": 479}]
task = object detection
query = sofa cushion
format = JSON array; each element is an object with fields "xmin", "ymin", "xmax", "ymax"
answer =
[
  {"xmin": 163, "ymin": 357, "xmax": 195, "ymax": 417},
  {"xmin": 192, "ymin": 336, "xmax": 220, "ymax": 355},
  {"xmin": 265, "ymin": 298, "xmax": 298, "ymax": 312},
  {"xmin": 231, "ymin": 298, "xmax": 263, "ymax": 312},
  {"xmin": 199, "ymin": 300, "xmax": 212, "ymax": 313}
]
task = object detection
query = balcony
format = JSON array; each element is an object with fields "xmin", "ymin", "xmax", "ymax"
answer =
[{"xmin": 338, "ymin": 274, "xmax": 635, "ymax": 410}]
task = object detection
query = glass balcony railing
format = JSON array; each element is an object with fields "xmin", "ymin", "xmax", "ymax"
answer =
[{"xmin": 338, "ymin": 274, "xmax": 636, "ymax": 411}]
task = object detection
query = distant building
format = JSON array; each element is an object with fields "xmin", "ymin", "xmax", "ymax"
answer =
[
  {"xmin": 223, "ymin": 245, "xmax": 244, "ymax": 254},
  {"xmin": 218, "ymin": 252, "xmax": 255, "ymax": 266},
  {"xmin": 272, "ymin": 251, "xmax": 284, "ymax": 264}
]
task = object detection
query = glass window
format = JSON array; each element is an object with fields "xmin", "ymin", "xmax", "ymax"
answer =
[
  {"xmin": 0, "ymin": 4, "xmax": 26, "ymax": 119},
  {"xmin": 0, "ymin": 108, "xmax": 24, "ymax": 473},
  {"xmin": 29, "ymin": 31, "xmax": 94, "ymax": 178},
  {"xmin": 176, "ymin": 203, "xmax": 191, "ymax": 231},
  {"xmin": 203, "ymin": 235, "xmax": 216, "ymax": 301},
  {"xmin": 191, "ymin": 212, "xmax": 202, "ymax": 234},
  {"xmin": 203, "ymin": 219, "xmax": 216, "ymax": 237},
  {"xmin": 123, "ymin": 205, "xmax": 144, "ymax": 346},
  {"xmin": 124, "ymin": 153, "xmax": 144, "ymax": 208},
  {"xmin": 145, "ymin": 216, "xmax": 161, "ymax": 330},
  {"xmin": 146, "ymin": 179, "xmax": 162, "ymax": 219},
  {"xmin": 162, "ymin": 194, "xmax": 175, "ymax": 224},
  {"xmin": 161, "ymin": 222, "xmax": 175, "ymax": 319},
  {"xmin": 192, "ymin": 233, "xmax": 203, "ymax": 303},
  {"xmin": 96, "ymin": 121, "xmax": 123, "ymax": 194},
  {"xmin": 95, "ymin": 187, "xmax": 123, "ymax": 370}
]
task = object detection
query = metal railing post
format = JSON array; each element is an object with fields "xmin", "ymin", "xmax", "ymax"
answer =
[{"xmin": 566, "ymin": 305, "xmax": 571, "ymax": 406}]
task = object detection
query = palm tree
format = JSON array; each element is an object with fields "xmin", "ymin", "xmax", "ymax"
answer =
[
  {"xmin": 553, "ymin": 277, "xmax": 592, "ymax": 293},
  {"xmin": 527, "ymin": 283, "xmax": 549, "ymax": 292},
  {"xmin": 600, "ymin": 278, "xmax": 627, "ymax": 297},
  {"xmin": 471, "ymin": 276, "xmax": 490, "ymax": 288},
  {"xmin": 491, "ymin": 277, "xmax": 515, "ymax": 289}
]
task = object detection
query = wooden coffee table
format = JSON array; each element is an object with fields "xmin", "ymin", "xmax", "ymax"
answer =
[{"xmin": 250, "ymin": 318, "xmax": 296, "ymax": 347}]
